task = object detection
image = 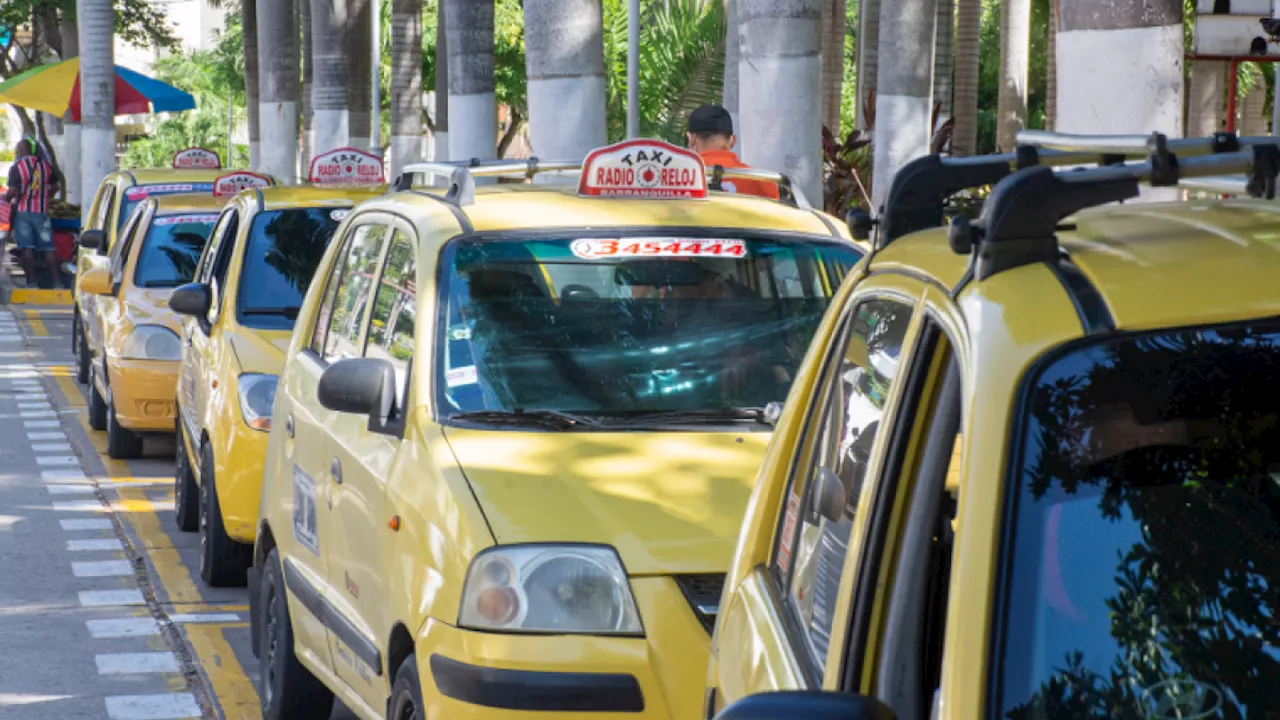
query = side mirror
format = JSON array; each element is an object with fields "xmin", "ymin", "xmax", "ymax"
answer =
[
  {"xmin": 716, "ymin": 691, "xmax": 896, "ymax": 720},
  {"xmin": 846, "ymin": 208, "xmax": 875, "ymax": 241},
  {"xmin": 317, "ymin": 357, "xmax": 398, "ymax": 433},
  {"xmin": 812, "ymin": 466, "xmax": 847, "ymax": 523},
  {"xmin": 168, "ymin": 282, "xmax": 211, "ymax": 318},
  {"xmin": 79, "ymin": 229, "xmax": 105, "ymax": 250},
  {"xmin": 79, "ymin": 267, "xmax": 113, "ymax": 296}
]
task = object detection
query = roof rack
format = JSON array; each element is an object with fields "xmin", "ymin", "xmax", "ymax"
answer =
[
  {"xmin": 947, "ymin": 133, "xmax": 1280, "ymax": 283},
  {"xmin": 705, "ymin": 165, "xmax": 813, "ymax": 209}
]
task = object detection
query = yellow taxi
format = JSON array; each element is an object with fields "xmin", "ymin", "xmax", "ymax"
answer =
[
  {"xmin": 168, "ymin": 181, "xmax": 387, "ymax": 587},
  {"xmin": 74, "ymin": 166, "xmax": 277, "ymax": 385},
  {"xmin": 77, "ymin": 193, "xmax": 225, "ymax": 458},
  {"xmin": 247, "ymin": 139, "xmax": 868, "ymax": 720},
  {"xmin": 705, "ymin": 132, "xmax": 1280, "ymax": 720}
]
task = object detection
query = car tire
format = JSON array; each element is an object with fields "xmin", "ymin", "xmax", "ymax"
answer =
[
  {"xmin": 87, "ymin": 364, "xmax": 108, "ymax": 431},
  {"xmin": 199, "ymin": 443, "xmax": 252, "ymax": 587},
  {"xmin": 173, "ymin": 417, "xmax": 199, "ymax": 532},
  {"xmin": 388, "ymin": 653, "xmax": 424, "ymax": 720},
  {"xmin": 107, "ymin": 400, "xmax": 144, "ymax": 459},
  {"xmin": 77, "ymin": 325, "xmax": 91, "ymax": 385},
  {"xmin": 258, "ymin": 547, "xmax": 334, "ymax": 720}
]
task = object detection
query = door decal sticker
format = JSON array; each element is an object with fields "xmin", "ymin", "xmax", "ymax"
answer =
[{"xmin": 293, "ymin": 465, "xmax": 320, "ymax": 555}]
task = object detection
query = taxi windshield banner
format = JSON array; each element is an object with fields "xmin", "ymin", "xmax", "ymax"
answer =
[
  {"xmin": 213, "ymin": 171, "xmax": 273, "ymax": 197},
  {"xmin": 125, "ymin": 183, "xmax": 214, "ymax": 201},
  {"xmin": 578, "ymin": 139, "xmax": 707, "ymax": 199},
  {"xmin": 154, "ymin": 214, "xmax": 221, "ymax": 227},
  {"xmin": 172, "ymin": 147, "xmax": 221, "ymax": 170},
  {"xmin": 308, "ymin": 147, "xmax": 385, "ymax": 185}
]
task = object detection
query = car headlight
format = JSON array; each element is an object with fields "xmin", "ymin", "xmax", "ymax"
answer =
[
  {"xmin": 237, "ymin": 373, "xmax": 277, "ymax": 431},
  {"xmin": 459, "ymin": 545, "xmax": 643, "ymax": 635},
  {"xmin": 120, "ymin": 325, "xmax": 181, "ymax": 361}
]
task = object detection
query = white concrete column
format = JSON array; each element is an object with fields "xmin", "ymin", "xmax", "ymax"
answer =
[
  {"xmin": 258, "ymin": 0, "xmax": 301, "ymax": 181},
  {"xmin": 311, "ymin": 0, "xmax": 351, "ymax": 154},
  {"xmin": 1186, "ymin": 61, "xmax": 1225, "ymax": 136},
  {"xmin": 996, "ymin": 0, "xmax": 1030, "ymax": 151},
  {"xmin": 871, "ymin": 0, "xmax": 937, "ymax": 210},
  {"xmin": 77, "ymin": 0, "xmax": 114, "ymax": 224},
  {"xmin": 444, "ymin": 0, "xmax": 496, "ymax": 163},
  {"xmin": 244, "ymin": 0, "xmax": 261, "ymax": 168},
  {"xmin": 524, "ymin": 0, "xmax": 606, "ymax": 170}
]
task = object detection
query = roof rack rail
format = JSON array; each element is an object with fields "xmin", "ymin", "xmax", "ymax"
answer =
[
  {"xmin": 394, "ymin": 158, "xmax": 582, "ymax": 205},
  {"xmin": 947, "ymin": 133, "xmax": 1280, "ymax": 283},
  {"xmin": 705, "ymin": 165, "xmax": 812, "ymax": 210}
]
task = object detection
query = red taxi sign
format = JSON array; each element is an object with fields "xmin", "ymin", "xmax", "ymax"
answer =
[
  {"xmin": 213, "ymin": 171, "xmax": 273, "ymax": 197},
  {"xmin": 308, "ymin": 147, "xmax": 385, "ymax": 185},
  {"xmin": 578, "ymin": 139, "xmax": 707, "ymax": 199},
  {"xmin": 172, "ymin": 147, "xmax": 221, "ymax": 170}
]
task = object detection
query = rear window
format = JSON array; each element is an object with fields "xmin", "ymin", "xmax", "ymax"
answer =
[
  {"xmin": 999, "ymin": 319, "xmax": 1280, "ymax": 719},
  {"xmin": 236, "ymin": 207, "xmax": 349, "ymax": 330},
  {"xmin": 134, "ymin": 213, "xmax": 218, "ymax": 288},
  {"xmin": 119, "ymin": 184, "xmax": 215, "ymax": 232}
]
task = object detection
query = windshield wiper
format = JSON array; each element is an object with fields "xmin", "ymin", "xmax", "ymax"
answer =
[
  {"xmin": 143, "ymin": 279, "xmax": 183, "ymax": 288},
  {"xmin": 449, "ymin": 409, "xmax": 600, "ymax": 430},
  {"xmin": 611, "ymin": 407, "xmax": 770, "ymax": 426},
  {"xmin": 241, "ymin": 306, "xmax": 301, "ymax": 319}
]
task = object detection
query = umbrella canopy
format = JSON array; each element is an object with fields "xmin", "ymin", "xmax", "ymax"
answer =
[{"xmin": 0, "ymin": 57, "xmax": 195, "ymax": 121}]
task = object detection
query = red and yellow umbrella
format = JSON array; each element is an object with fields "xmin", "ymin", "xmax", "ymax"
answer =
[{"xmin": 0, "ymin": 57, "xmax": 196, "ymax": 120}]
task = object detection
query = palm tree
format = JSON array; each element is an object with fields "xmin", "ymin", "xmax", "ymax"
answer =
[
  {"xmin": 821, "ymin": 0, "xmax": 847, "ymax": 133},
  {"xmin": 871, "ymin": 0, "xmax": 937, "ymax": 208},
  {"xmin": 60, "ymin": 11, "xmax": 81, "ymax": 203},
  {"xmin": 390, "ymin": 0, "xmax": 424, "ymax": 175},
  {"xmin": 524, "ymin": 0, "xmax": 607, "ymax": 162},
  {"xmin": 1046, "ymin": 0, "xmax": 1057, "ymax": 130},
  {"xmin": 933, "ymin": 0, "xmax": 954, "ymax": 119},
  {"xmin": 444, "ymin": 0, "xmax": 496, "ymax": 162},
  {"xmin": 311, "ymin": 0, "xmax": 350, "ymax": 155},
  {"xmin": 723, "ymin": 0, "xmax": 739, "ymax": 139},
  {"xmin": 301, "ymin": 0, "xmax": 314, "ymax": 168},
  {"xmin": 257, "ymin": 0, "xmax": 301, "ymax": 180},
  {"xmin": 348, "ymin": 0, "xmax": 374, "ymax": 150},
  {"xmin": 855, "ymin": 0, "xmax": 879, "ymax": 130},
  {"xmin": 997, "ymin": 0, "xmax": 1030, "ymax": 151},
  {"xmin": 244, "ymin": 0, "xmax": 261, "ymax": 168},
  {"xmin": 77, "ymin": 0, "xmax": 115, "ymax": 212},
  {"xmin": 434, "ymin": 0, "xmax": 450, "ymax": 160},
  {"xmin": 951, "ymin": 0, "xmax": 980, "ymax": 156}
]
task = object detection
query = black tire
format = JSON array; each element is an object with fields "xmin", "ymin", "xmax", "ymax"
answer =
[
  {"xmin": 173, "ymin": 417, "xmax": 199, "ymax": 532},
  {"xmin": 258, "ymin": 547, "xmax": 334, "ymax": 720},
  {"xmin": 107, "ymin": 400, "xmax": 144, "ymax": 459},
  {"xmin": 76, "ymin": 324, "xmax": 91, "ymax": 385},
  {"xmin": 388, "ymin": 653, "xmax": 424, "ymax": 720},
  {"xmin": 199, "ymin": 443, "xmax": 252, "ymax": 587},
  {"xmin": 87, "ymin": 364, "xmax": 108, "ymax": 431}
]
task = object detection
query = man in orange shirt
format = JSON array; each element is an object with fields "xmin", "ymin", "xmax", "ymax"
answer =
[{"xmin": 686, "ymin": 104, "xmax": 780, "ymax": 200}]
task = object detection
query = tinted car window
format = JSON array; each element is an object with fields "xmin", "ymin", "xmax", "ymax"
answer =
[
  {"xmin": 133, "ymin": 213, "xmax": 218, "ymax": 288},
  {"xmin": 118, "ymin": 184, "xmax": 215, "ymax": 233},
  {"xmin": 236, "ymin": 207, "xmax": 349, "ymax": 330},
  {"xmin": 1000, "ymin": 320, "xmax": 1280, "ymax": 720}
]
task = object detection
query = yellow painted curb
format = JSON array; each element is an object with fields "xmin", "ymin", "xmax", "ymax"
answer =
[{"xmin": 8, "ymin": 288, "xmax": 73, "ymax": 305}]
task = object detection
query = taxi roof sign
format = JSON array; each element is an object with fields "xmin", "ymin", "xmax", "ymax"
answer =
[
  {"xmin": 308, "ymin": 147, "xmax": 385, "ymax": 185},
  {"xmin": 173, "ymin": 147, "xmax": 221, "ymax": 170},
  {"xmin": 213, "ymin": 171, "xmax": 273, "ymax": 197},
  {"xmin": 578, "ymin": 139, "xmax": 707, "ymax": 199}
]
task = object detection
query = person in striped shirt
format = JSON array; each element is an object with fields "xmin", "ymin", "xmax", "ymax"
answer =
[{"xmin": 4, "ymin": 138, "xmax": 61, "ymax": 288}]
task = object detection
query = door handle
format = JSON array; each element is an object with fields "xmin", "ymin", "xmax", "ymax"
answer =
[
  {"xmin": 285, "ymin": 414, "xmax": 294, "ymax": 438},
  {"xmin": 331, "ymin": 457, "xmax": 343, "ymax": 484}
]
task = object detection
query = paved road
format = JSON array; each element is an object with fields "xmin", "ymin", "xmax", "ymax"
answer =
[{"xmin": 0, "ymin": 304, "xmax": 355, "ymax": 720}]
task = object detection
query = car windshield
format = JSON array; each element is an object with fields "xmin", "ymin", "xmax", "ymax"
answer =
[
  {"xmin": 999, "ymin": 319, "xmax": 1280, "ymax": 720},
  {"xmin": 133, "ymin": 213, "xmax": 218, "ymax": 288},
  {"xmin": 119, "ymin": 184, "xmax": 214, "ymax": 232},
  {"xmin": 437, "ymin": 234, "xmax": 862, "ymax": 425},
  {"xmin": 236, "ymin": 207, "xmax": 348, "ymax": 329}
]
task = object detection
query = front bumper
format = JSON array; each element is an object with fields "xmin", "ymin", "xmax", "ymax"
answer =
[
  {"xmin": 106, "ymin": 357, "xmax": 179, "ymax": 432},
  {"xmin": 415, "ymin": 576, "xmax": 712, "ymax": 718}
]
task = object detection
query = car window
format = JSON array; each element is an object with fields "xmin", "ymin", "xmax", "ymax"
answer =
[
  {"xmin": 196, "ymin": 209, "xmax": 234, "ymax": 285},
  {"xmin": 365, "ymin": 229, "xmax": 416, "ymax": 402},
  {"xmin": 101, "ymin": 187, "xmax": 119, "ymax": 243},
  {"xmin": 117, "ymin": 183, "xmax": 215, "ymax": 235},
  {"xmin": 236, "ymin": 207, "xmax": 350, "ymax": 330},
  {"xmin": 772, "ymin": 296, "xmax": 914, "ymax": 670},
  {"xmin": 998, "ymin": 319, "xmax": 1280, "ymax": 720},
  {"xmin": 321, "ymin": 224, "xmax": 390, "ymax": 362},
  {"xmin": 90, "ymin": 184, "xmax": 115, "ymax": 232},
  {"xmin": 206, "ymin": 209, "xmax": 241, "ymax": 324},
  {"xmin": 133, "ymin": 213, "xmax": 219, "ymax": 288},
  {"xmin": 110, "ymin": 203, "xmax": 150, "ymax": 285}
]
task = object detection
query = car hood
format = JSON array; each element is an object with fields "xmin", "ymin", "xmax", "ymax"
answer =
[
  {"xmin": 226, "ymin": 327, "xmax": 291, "ymax": 374},
  {"xmin": 442, "ymin": 428, "xmax": 771, "ymax": 575}
]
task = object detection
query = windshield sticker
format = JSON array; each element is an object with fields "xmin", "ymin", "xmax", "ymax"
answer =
[
  {"xmin": 776, "ymin": 489, "xmax": 801, "ymax": 574},
  {"xmin": 154, "ymin": 214, "xmax": 220, "ymax": 227},
  {"xmin": 126, "ymin": 184, "xmax": 199, "ymax": 201},
  {"xmin": 570, "ymin": 238, "xmax": 746, "ymax": 260},
  {"xmin": 292, "ymin": 465, "xmax": 320, "ymax": 556},
  {"xmin": 445, "ymin": 366, "xmax": 478, "ymax": 388},
  {"xmin": 447, "ymin": 324, "xmax": 472, "ymax": 341},
  {"xmin": 330, "ymin": 209, "xmax": 350, "ymax": 221}
]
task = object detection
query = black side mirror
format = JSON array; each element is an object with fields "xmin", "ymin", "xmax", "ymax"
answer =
[
  {"xmin": 812, "ymin": 466, "xmax": 847, "ymax": 523},
  {"xmin": 168, "ymin": 282, "xmax": 211, "ymax": 318},
  {"xmin": 846, "ymin": 208, "xmax": 875, "ymax": 241},
  {"xmin": 716, "ymin": 691, "xmax": 897, "ymax": 720},
  {"xmin": 79, "ymin": 229, "xmax": 105, "ymax": 250},
  {"xmin": 317, "ymin": 357, "xmax": 398, "ymax": 434}
]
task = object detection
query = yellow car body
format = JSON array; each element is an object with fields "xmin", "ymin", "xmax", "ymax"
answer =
[
  {"xmin": 172, "ymin": 184, "xmax": 386, "ymax": 587},
  {"xmin": 79, "ymin": 193, "xmax": 225, "ymax": 458},
  {"xmin": 249, "ymin": 152, "xmax": 869, "ymax": 720},
  {"xmin": 707, "ymin": 192, "xmax": 1280, "ymax": 720}
]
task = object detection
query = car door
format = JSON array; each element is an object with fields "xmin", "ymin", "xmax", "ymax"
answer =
[
  {"xmin": 79, "ymin": 182, "xmax": 117, "ymax": 319},
  {"xmin": 96, "ymin": 202, "xmax": 151, "ymax": 366},
  {"xmin": 325, "ymin": 220, "xmax": 416, "ymax": 703},
  {"xmin": 180, "ymin": 206, "xmax": 239, "ymax": 446}
]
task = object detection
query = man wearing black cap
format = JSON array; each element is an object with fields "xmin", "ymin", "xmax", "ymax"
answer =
[{"xmin": 686, "ymin": 104, "xmax": 779, "ymax": 200}]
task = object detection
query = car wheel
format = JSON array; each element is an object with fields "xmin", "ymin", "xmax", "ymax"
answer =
[
  {"xmin": 87, "ymin": 364, "xmax": 108, "ymax": 431},
  {"xmin": 173, "ymin": 417, "xmax": 199, "ymax": 532},
  {"xmin": 199, "ymin": 443, "xmax": 252, "ymax": 586},
  {"xmin": 106, "ymin": 399, "xmax": 144, "ymax": 459},
  {"xmin": 388, "ymin": 653, "xmax": 424, "ymax": 720},
  {"xmin": 75, "ymin": 314, "xmax": 90, "ymax": 385},
  {"xmin": 258, "ymin": 547, "xmax": 334, "ymax": 720}
]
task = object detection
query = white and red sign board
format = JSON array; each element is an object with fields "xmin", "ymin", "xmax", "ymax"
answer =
[
  {"xmin": 126, "ymin": 183, "xmax": 199, "ymax": 201},
  {"xmin": 213, "ymin": 171, "xmax": 273, "ymax": 198},
  {"xmin": 570, "ymin": 237, "xmax": 745, "ymax": 260},
  {"xmin": 154, "ymin": 214, "xmax": 220, "ymax": 227},
  {"xmin": 308, "ymin": 147, "xmax": 385, "ymax": 185},
  {"xmin": 578, "ymin": 139, "xmax": 707, "ymax": 199},
  {"xmin": 172, "ymin": 147, "xmax": 221, "ymax": 170}
]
